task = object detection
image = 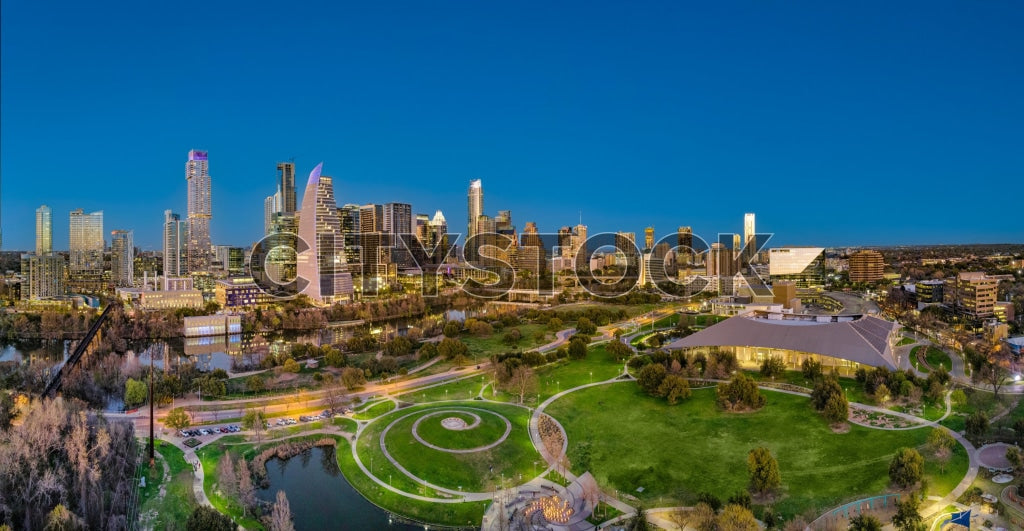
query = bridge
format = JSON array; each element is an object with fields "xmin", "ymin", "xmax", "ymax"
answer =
[{"xmin": 42, "ymin": 304, "xmax": 115, "ymax": 398}]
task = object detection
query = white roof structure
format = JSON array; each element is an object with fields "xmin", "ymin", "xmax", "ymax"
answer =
[{"xmin": 666, "ymin": 311, "xmax": 900, "ymax": 369}]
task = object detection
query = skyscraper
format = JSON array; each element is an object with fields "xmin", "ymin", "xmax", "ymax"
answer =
[
  {"xmin": 111, "ymin": 230, "xmax": 134, "ymax": 287},
  {"xmin": 467, "ymin": 178, "xmax": 483, "ymax": 242},
  {"xmin": 21, "ymin": 254, "xmax": 66, "ymax": 300},
  {"xmin": 186, "ymin": 149, "xmax": 212, "ymax": 273},
  {"xmin": 296, "ymin": 163, "xmax": 353, "ymax": 304},
  {"xmin": 277, "ymin": 162, "xmax": 296, "ymax": 213},
  {"xmin": 744, "ymin": 212, "xmax": 756, "ymax": 261},
  {"xmin": 68, "ymin": 209, "xmax": 104, "ymax": 273},
  {"xmin": 383, "ymin": 203, "xmax": 413, "ymax": 236},
  {"xmin": 163, "ymin": 210, "xmax": 187, "ymax": 278},
  {"xmin": 35, "ymin": 205, "xmax": 52, "ymax": 255},
  {"xmin": 644, "ymin": 227, "xmax": 655, "ymax": 250},
  {"xmin": 677, "ymin": 226, "xmax": 693, "ymax": 266}
]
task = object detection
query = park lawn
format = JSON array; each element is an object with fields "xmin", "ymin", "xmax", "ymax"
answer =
[
  {"xmin": 652, "ymin": 312, "xmax": 681, "ymax": 329},
  {"xmin": 489, "ymin": 343, "xmax": 626, "ymax": 406},
  {"xmin": 364, "ymin": 402, "xmax": 541, "ymax": 493},
  {"xmin": 266, "ymin": 420, "xmax": 325, "ymax": 439},
  {"xmin": 335, "ymin": 436, "xmax": 489, "ymax": 527},
  {"xmin": 353, "ymin": 399, "xmax": 396, "ymax": 420},
  {"xmin": 332, "ymin": 416, "xmax": 358, "ymax": 433},
  {"xmin": 545, "ymin": 382, "xmax": 967, "ymax": 519},
  {"xmin": 746, "ymin": 370, "xmax": 872, "ymax": 405},
  {"xmin": 396, "ymin": 375, "xmax": 487, "ymax": 403},
  {"xmin": 413, "ymin": 411, "xmax": 509, "ymax": 450},
  {"xmin": 138, "ymin": 441, "xmax": 196, "ymax": 530},
  {"xmin": 897, "ymin": 337, "xmax": 915, "ymax": 347},
  {"xmin": 459, "ymin": 323, "xmax": 553, "ymax": 359},
  {"xmin": 924, "ymin": 347, "xmax": 952, "ymax": 372}
]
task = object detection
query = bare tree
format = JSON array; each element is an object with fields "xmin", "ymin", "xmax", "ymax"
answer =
[
  {"xmin": 323, "ymin": 383, "xmax": 345, "ymax": 416},
  {"xmin": 269, "ymin": 490, "xmax": 295, "ymax": 531},
  {"xmin": 237, "ymin": 458, "xmax": 256, "ymax": 517},
  {"xmin": 217, "ymin": 452, "xmax": 238, "ymax": 499},
  {"xmin": 508, "ymin": 366, "xmax": 539, "ymax": 405}
]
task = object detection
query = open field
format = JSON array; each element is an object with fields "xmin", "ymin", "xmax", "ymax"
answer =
[{"xmin": 545, "ymin": 382, "xmax": 968, "ymax": 518}]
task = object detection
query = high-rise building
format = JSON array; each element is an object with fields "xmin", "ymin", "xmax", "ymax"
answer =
[
  {"xmin": 768, "ymin": 247, "xmax": 825, "ymax": 290},
  {"xmin": 36, "ymin": 205, "xmax": 52, "ymax": 256},
  {"xmin": 743, "ymin": 212, "xmax": 756, "ymax": 261},
  {"xmin": 359, "ymin": 204, "xmax": 384, "ymax": 233},
  {"xmin": 296, "ymin": 163, "xmax": 353, "ymax": 304},
  {"xmin": 163, "ymin": 210, "xmax": 187, "ymax": 277},
  {"xmin": 21, "ymin": 254, "xmax": 66, "ymax": 300},
  {"xmin": 68, "ymin": 209, "xmax": 104, "ymax": 287},
  {"xmin": 339, "ymin": 204, "xmax": 361, "ymax": 265},
  {"xmin": 383, "ymin": 203, "xmax": 413, "ymax": 236},
  {"xmin": 186, "ymin": 149, "xmax": 212, "ymax": 273},
  {"xmin": 264, "ymin": 187, "xmax": 281, "ymax": 235},
  {"xmin": 467, "ymin": 178, "xmax": 483, "ymax": 241},
  {"xmin": 944, "ymin": 272, "xmax": 998, "ymax": 319},
  {"xmin": 677, "ymin": 226, "xmax": 693, "ymax": 266},
  {"xmin": 706, "ymin": 242, "xmax": 735, "ymax": 294},
  {"xmin": 848, "ymin": 250, "xmax": 885, "ymax": 283},
  {"xmin": 277, "ymin": 162, "xmax": 296, "ymax": 213},
  {"xmin": 644, "ymin": 227, "xmax": 655, "ymax": 251},
  {"xmin": 110, "ymin": 230, "xmax": 134, "ymax": 287}
]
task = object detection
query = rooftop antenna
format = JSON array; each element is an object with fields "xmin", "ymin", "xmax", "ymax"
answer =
[{"xmin": 578, "ymin": 210, "xmax": 582, "ymax": 226}]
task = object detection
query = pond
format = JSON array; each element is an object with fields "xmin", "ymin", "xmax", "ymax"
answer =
[{"xmin": 256, "ymin": 446, "xmax": 420, "ymax": 531}]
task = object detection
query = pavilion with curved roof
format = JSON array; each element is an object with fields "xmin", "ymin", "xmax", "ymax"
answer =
[{"xmin": 665, "ymin": 311, "xmax": 901, "ymax": 375}]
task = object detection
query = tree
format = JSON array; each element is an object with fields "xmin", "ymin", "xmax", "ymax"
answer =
[
  {"xmin": 281, "ymin": 358, "xmax": 301, "ymax": 373},
  {"xmin": 717, "ymin": 504, "xmax": 759, "ymax": 531},
  {"xmin": 965, "ymin": 411, "xmax": 989, "ymax": 439},
  {"xmin": 950, "ymin": 389, "xmax": 967, "ymax": 408},
  {"xmin": 727, "ymin": 491, "xmax": 752, "ymax": 509},
  {"xmin": 437, "ymin": 337, "xmax": 468, "ymax": 360},
  {"xmin": 341, "ymin": 367, "xmax": 366, "ymax": 390},
  {"xmin": 848, "ymin": 514, "xmax": 882, "ymax": 531},
  {"xmin": 568, "ymin": 337, "xmax": 588, "ymax": 360},
  {"xmin": 823, "ymin": 392, "xmax": 849, "ymax": 424},
  {"xmin": 324, "ymin": 347, "xmax": 346, "ymax": 367},
  {"xmin": 242, "ymin": 409, "xmax": 266, "ymax": 444},
  {"xmin": 165, "ymin": 407, "xmax": 191, "ymax": 431},
  {"xmin": 547, "ymin": 317, "xmax": 563, "ymax": 331},
  {"xmin": 217, "ymin": 452, "xmax": 238, "ymax": 500},
  {"xmin": 246, "ymin": 375, "xmax": 266, "ymax": 393},
  {"xmin": 502, "ymin": 328, "xmax": 522, "ymax": 346},
  {"xmin": 607, "ymin": 339, "xmax": 633, "ymax": 361},
  {"xmin": 888, "ymin": 448, "xmax": 924, "ymax": 489},
  {"xmin": 269, "ymin": 490, "xmax": 295, "ymax": 531},
  {"xmin": 442, "ymin": 321, "xmax": 461, "ymax": 337},
  {"xmin": 124, "ymin": 378, "xmax": 148, "ymax": 408},
  {"xmin": 185, "ymin": 506, "xmax": 236, "ymax": 531},
  {"xmin": 760, "ymin": 357, "xmax": 786, "ymax": 379},
  {"xmin": 576, "ymin": 317, "xmax": 597, "ymax": 335},
  {"xmin": 417, "ymin": 342, "xmax": 438, "ymax": 361},
  {"xmin": 717, "ymin": 373, "xmax": 766, "ymax": 411},
  {"xmin": 686, "ymin": 503, "xmax": 717, "ymax": 531},
  {"xmin": 237, "ymin": 458, "xmax": 256, "ymax": 517},
  {"xmin": 637, "ymin": 363, "xmax": 667, "ymax": 396},
  {"xmin": 747, "ymin": 447, "xmax": 781, "ymax": 496},
  {"xmin": 873, "ymin": 383, "xmax": 891, "ymax": 405},
  {"xmin": 977, "ymin": 340, "xmax": 1012, "ymax": 398},
  {"xmin": 0, "ymin": 392, "xmax": 19, "ymax": 431},
  {"xmin": 926, "ymin": 427, "xmax": 955, "ymax": 473},
  {"xmin": 507, "ymin": 365, "xmax": 538, "ymax": 404},
  {"xmin": 801, "ymin": 358, "xmax": 823, "ymax": 380},
  {"xmin": 891, "ymin": 495, "xmax": 924, "ymax": 531},
  {"xmin": 44, "ymin": 504, "xmax": 81, "ymax": 531},
  {"xmin": 1006, "ymin": 446, "xmax": 1023, "ymax": 470},
  {"xmin": 626, "ymin": 504, "xmax": 648, "ymax": 531},
  {"xmin": 197, "ymin": 374, "xmax": 227, "ymax": 399},
  {"xmin": 658, "ymin": 374, "xmax": 692, "ymax": 405},
  {"xmin": 323, "ymin": 383, "xmax": 345, "ymax": 415}
]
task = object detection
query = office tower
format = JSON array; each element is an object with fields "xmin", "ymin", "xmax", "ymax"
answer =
[
  {"xmin": 68, "ymin": 209, "xmax": 104, "ymax": 290},
  {"xmin": 768, "ymin": 247, "xmax": 826, "ymax": 290},
  {"xmin": 383, "ymin": 202, "xmax": 413, "ymax": 236},
  {"xmin": 296, "ymin": 163, "xmax": 353, "ymax": 303},
  {"xmin": 467, "ymin": 178, "xmax": 483, "ymax": 240},
  {"xmin": 732, "ymin": 233, "xmax": 742, "ymax": 259},
  {"xmin": 277, "ymin": 162, "xmax": 296, "ymax": 213},
  {"xmin": 163, "ymin": 210, "xmax": 187, "ymax": 277},
  {"xmin": 110, "ymin": 230, "xmax": 134, "ymax": 287},
  {"xmin": 557, "ymin": 227, "xmax": 573, "ymax": 259},
  {"xmin": 359, "ymin": 204, "xmax": 384, "ymax": 233},
  {"xmin": 944, "ymin": 272, "xmax": 998, "ymax": 319},
  {"xmin": 848, "ymin": 250, "xmax": 885, "ymax": 283},
  {"xmin": 517, "ymin": 221, "xmax": 543, "ymax": 274},
  {"xmin": 644, "ymin": 227, "xmax": 654, "ymax": 250},
  {"xmin": 572, "ymin": 224, "xmax": 588, "ymax": 266},
  {"xmin": 264, "ymin": 187, "xmax": 281, "ymax": 235},
  {"xmin": 744, "ymin": 212, "xmax": 756, "ymax": 261},
  {"xmin": 706, "ymin": 242, "xmax": 736, "ymax": 294},
  {"xmin": 35, "ymin": 205, "xmax": 52, "ymax": 255},
  {"xmin": 677, "ymin": 226, "xmax": 693, "ymax": 266},
  {"xmin": 186, "ymin": 149, "xmax": 212, "ymax": 273},
  {"xmin": 495, "ymin": 210, "xmax": 513, "ymax": 234},
  {"xmin": 415, "ymin": 214, "xmax": 430, "ymax": 244},
  {"xmin": 21, "ymin": 254, "xmax": 66, "ymax": 300},
  {"xmin": 339, "ymin": 204, "xmax": 361, "ymax": 265}
]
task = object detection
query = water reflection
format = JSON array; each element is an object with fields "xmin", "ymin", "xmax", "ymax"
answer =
[{"xmin": 256, "ymin": 446, "xmax": 419, "ymax": 531}]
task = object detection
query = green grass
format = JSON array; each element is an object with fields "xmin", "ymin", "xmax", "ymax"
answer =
[
  {"xmin": 488, "ymin": 343, "xmax": 625, "ymax": 406},
  {"xmin": 897, "ymin": 337, "xmax": 915, "ymax": 347},
  {"xmin": 746, "ymin": 370, "xmax": 871, "ymax": 405},
  {"xmin": 396, "ymin": 375, "xmax": 487, "ymax": 403},
  {"xmin": 412, "ymin": 411, "xmax": 508, "ymax": 450},
  {"xmin": 459, "ymin": 323, "xmax": 553, "ymax": 359},
  {"xmin": 360, "ymin": 401, "xmax": 541, "ymax": 493},
  {"xmin": 335, "ymin": 436, "xmax": 490, "ymax": 526},
  {"xmin": 587, "ymin": 502, "xmax": 624, "ymax": 526},
  {"xmin": 924, "ymin": 347, "xmax": 952, "ymax": 372},
  {"xmin": 545, "ymin": 382, "xmax": 968, "ymax": 519},
  {"xmin": 266, "ymin": 420, "xmax": 324, "ymax": 439},
  {"xmin": 651, "ymin": 312, "xmax": 681, "ymax": 329},
  {"xmin": 332, "ymin": 416, "xmax": 358, "ymax": 432},
  {"xmin": 137, "ymin": 441, "xmax": 196, "ymax": 530},
  {"xmin": 353, "ymin": 400, "xmax": 396, "ymax": 420}
]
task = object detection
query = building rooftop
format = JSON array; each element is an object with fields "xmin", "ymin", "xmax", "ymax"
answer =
[{"xmin": 665, "ymin": 311, "xmax": 899, "ymax": 369}]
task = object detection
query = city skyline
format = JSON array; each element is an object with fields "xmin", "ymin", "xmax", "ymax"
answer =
[{"xmin": 2, "ymin": 2, "xmax": 1023, "ymax": 251}]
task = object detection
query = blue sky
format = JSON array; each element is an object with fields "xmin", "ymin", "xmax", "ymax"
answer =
[{"xmin": 2, "ymin": 1, "xmax": 1022, "ymax": 251}]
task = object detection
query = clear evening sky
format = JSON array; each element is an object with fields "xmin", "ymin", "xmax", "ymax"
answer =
[{"xmin": 1, "ymin": 1, "xmax": 1022, "ymax": 251}]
